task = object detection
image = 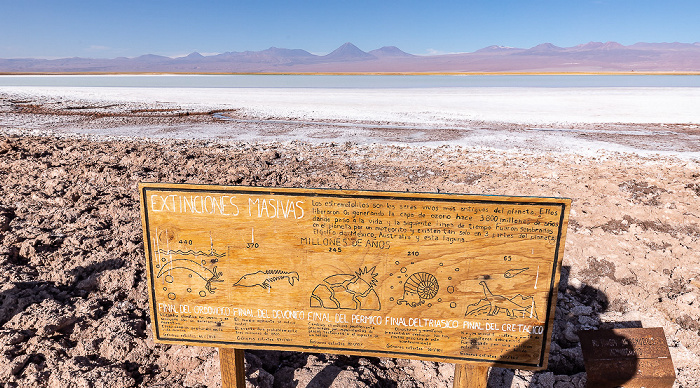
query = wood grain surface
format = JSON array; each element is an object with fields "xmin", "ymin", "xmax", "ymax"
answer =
[
  {"xmin": 219, "ymin": 348, "xmax": 245, "ymax": 388},
  {"xmin": 139, "ymin": 183, "xmax": 570, "ymax": 369},
  {"xmin": 454, "ymin": 364, "xmax": 490, "ymax": 388}
]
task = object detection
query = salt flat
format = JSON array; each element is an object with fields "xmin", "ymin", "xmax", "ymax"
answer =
[
  {"xmin": 2, "ymin": 85, "xmax": 700, "ymax": 125},
  {"xmin": 1, "ymin": 86, "xmax": 699, "ymax": 159}
]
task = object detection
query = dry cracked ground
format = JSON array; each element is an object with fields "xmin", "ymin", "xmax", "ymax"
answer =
[{"xmin": 0, "ymin": 133, "xmax": 698, "ymax": 387}]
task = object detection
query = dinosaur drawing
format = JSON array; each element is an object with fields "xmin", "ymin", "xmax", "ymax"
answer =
[
  {"xmin": 233, "ymin": 270, "xmax": 299, "ymax": 289},
  {"xmin": 465, "ymin": 281, "xmax": 538, "ymax": 319}
]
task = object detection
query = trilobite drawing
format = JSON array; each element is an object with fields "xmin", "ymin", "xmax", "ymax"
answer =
[{"xmin": 397, "ymin": 272, "xmax": 439, "ymax": 307}]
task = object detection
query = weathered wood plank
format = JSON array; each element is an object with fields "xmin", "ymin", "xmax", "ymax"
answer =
[
  {"xmin": 453, "ymin": 364, "xmax": 490, "ymax": 388},
  {"xmin": 140, "ymin": 183, "xmax": 570, "ymax": 369},
  {"xmin": 219, "ymin": 348, "xmax": 245, "ymax": 388}
]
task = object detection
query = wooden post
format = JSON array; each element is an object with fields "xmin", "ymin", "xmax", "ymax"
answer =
[
  {"xmin": 219, "ymin": 348, "xmax": 245, "ymax": 388},
  {"xmin": 453, "ymin": 364, "xmax": 490, "ymax": 388}
]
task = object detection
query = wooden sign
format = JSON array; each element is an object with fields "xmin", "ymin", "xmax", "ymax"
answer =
[
  {"xmin": 139, "ymin": 183, "xmax": 570, "ymax": 369},
  {"xmin": 579, "ymin": 328, "xmax": 676, "ymax": 387}
]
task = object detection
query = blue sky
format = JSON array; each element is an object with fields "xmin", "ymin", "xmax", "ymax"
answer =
[{"xmin": 1, "ymin": 0, "xmax": 698, "ymax": 58}]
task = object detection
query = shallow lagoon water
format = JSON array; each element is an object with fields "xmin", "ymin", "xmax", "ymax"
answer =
[{"xmin": 1, "ymin": 74, "xmax": 700, "ymax": 88}]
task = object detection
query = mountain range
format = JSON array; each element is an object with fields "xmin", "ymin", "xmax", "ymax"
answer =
[{"xmin": 2, "ymin": 41, "xmax": 700, "ymax": 73}]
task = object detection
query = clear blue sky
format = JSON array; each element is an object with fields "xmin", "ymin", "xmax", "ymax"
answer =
[{"xmin": 1, "ymin": 0, "xmax": 698, "ymax": 58}]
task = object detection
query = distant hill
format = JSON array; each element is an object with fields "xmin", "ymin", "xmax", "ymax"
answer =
[
  {"xmin": 520, "ymin": 43, "xmax": 566, "ymax": 54},
  {"xmin": 368, "ymin": 46, "xmax": 415, "ymax": 58},
  {"xmin": 1, "ymin": 41, "xmax": 699, "ymax": 73},
  {"xmin": 322, "ymin": 42, "xmax": 375, "ymax": 62}
]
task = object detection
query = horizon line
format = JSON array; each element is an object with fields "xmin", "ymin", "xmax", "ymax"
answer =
[{"xmin": 2, "ymin": 71, "xmax": 700, "ymax": 76}]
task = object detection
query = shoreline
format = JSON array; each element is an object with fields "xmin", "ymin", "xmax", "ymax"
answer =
[
  {"xmin": 2, "ymin": 89, "xmax": 699, "ymax": 159},
  {"xmin": 3, "ymin": 71, "xmax": 700, "ymax": 76}
]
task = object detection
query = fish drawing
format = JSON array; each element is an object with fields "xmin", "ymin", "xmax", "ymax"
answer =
[
  {"xmin": 233, "ymin": 270, "xmax": 299, "ymax": 289},
  {"xmin": 157, "ymin": 259, "xmax": 223, "ymax": 294}
]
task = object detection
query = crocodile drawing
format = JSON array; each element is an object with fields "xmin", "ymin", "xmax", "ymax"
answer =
[
  {"xmin": 233, "ymin": 270, "xmax": 299, "ymax": 289},
  {"xmin": 504, "ymin": 267, "xmax": 528, "ymax": 278}
]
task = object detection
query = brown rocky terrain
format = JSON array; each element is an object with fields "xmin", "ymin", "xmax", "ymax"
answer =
[{"xmin": 1, "ymin": 96, "xmax": 699, "ymax": 387}]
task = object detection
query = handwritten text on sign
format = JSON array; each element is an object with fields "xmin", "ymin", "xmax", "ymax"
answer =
[{"xmin": 140, "ymin": 184, "xmax": 570, "ymax": 368}]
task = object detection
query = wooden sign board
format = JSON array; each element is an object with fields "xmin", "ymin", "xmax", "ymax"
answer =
[
  {"xmin": 579, "ymin": 328, "xmax": 676, "ymax": 387},
  {"xmin": 139, "ymin": 183, "xmax": 570, "ymax": 369}
]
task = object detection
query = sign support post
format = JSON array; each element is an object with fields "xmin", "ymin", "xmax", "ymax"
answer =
[
  {"xmin": 220, "ymin": 348, "xmax": 245, "ymax": 388},
  {"xmin": 219, "ymin": 351, "xmax": 491, "ymax": 387},
  {"xmin": 453, "ymin": 364, "xmax": 489, "ymax": 388}
]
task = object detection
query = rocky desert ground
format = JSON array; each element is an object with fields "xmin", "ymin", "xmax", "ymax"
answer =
[{"xmin": 1, "ymin": 93, "xmax": 699, "ymax": 387}]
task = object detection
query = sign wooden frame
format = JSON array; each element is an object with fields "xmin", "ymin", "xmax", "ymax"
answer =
[{"xmin": 140, "ymin": 183, "xmax": 570, "ymax": 370}]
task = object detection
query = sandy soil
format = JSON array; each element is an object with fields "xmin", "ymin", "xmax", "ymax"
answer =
[{"xmin": 1, "ymin": 93, "xmax": 699, "ymax": 387}]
